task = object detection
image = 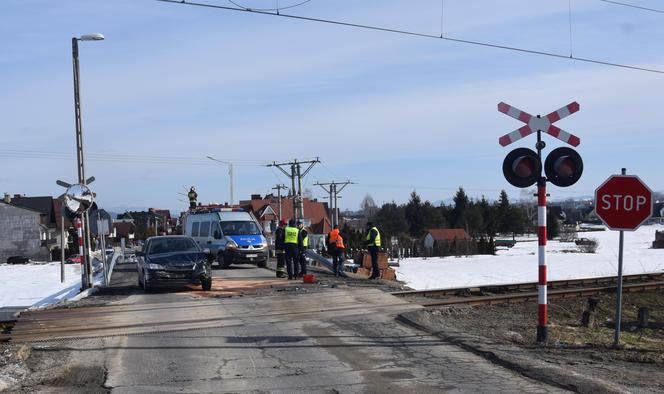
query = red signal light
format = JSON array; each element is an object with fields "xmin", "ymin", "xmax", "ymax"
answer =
[
  {"xmin": 544, "ymin": 147, "xmax": 583, "ymax": 187},
  {"xmin": 503, "ymin": 148, "xmax": 541, "ymax": 188}
]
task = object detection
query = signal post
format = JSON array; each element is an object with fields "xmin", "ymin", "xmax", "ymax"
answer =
[{"xmin": 498, "ymin": 101, "xmax": 584, "ymax": 343}]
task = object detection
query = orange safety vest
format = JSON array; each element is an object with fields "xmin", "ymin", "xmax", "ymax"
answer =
[
  {"xmin": 337, "ymin": 235, "xmax": 345, "ymax": 249},
  {"xmin": 328, "ymin": 229, "xmax": 340, "ymax": 244}
]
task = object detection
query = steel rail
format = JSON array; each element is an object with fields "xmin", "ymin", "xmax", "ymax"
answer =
[
  {"xmin": 417, "ymin": 280, "xmax": 664, "ymax": 307},
  {"xmin": 391, "ymin": 273, "xmax": 664, "ymax": 298}
]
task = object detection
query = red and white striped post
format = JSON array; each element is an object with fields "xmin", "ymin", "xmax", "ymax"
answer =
[
  {"xmin": 498, "ymin": 101, "xmax": 582, "ymax": 344},
  {"xmin": 536, "ymin": 179, "xmax": 548, "ymax": 342},
  {"xmin": 75, "ymin": 218, "xmax": 83, "ymax": 261},
  {"xmin": 75, "ymin": 218, "xmax": 87, "ymax": 289}
]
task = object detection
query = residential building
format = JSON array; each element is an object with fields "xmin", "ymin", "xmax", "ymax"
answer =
[
  {"xmin": 0, "ymin": 201, "xmax": 49, "ymax": 263},
  {"xmin": 239, "ymin": 194, "xmax": 332, "ymax": 234}
]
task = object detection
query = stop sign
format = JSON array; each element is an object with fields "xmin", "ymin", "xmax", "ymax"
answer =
[{"xmin": 595, "ymin": 175, "xmax": 653, "ymax": 231}]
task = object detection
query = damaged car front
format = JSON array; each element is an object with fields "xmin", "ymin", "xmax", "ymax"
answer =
[{"xmin": 137, "ymin": 236, "xmax": 213, "ymax": 292}]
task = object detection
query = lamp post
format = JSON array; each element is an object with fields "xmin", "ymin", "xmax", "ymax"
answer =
[
  {"xmin": 72, "ymin": 33, "xmax": 104, "ymax": 289},
  {"xmin": 206, "ymin": 156, "xmax": 234, "ymax": 205}
]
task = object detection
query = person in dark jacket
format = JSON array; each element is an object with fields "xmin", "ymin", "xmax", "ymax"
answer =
[
  {"xmin": 284, "ymin": 219, "xmax": 299, "ymax": 280},
  {"xmin": 363, "ymin": 222, "xmax": 381, "ymax": 279},
  {"xmin": 274, "ymin": 219, "xmax": 287, "ymax": 278},
  {"xmin": 296, "ymin": 221, "xmax": 308, "ymax": 277},
  {"xmin": 188, "ymin": 186, "xmax": 198, "ymax": 210}
]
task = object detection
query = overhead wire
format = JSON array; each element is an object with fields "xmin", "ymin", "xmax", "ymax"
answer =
[
  {"xmin": 156, "ymin": 0, "xmax": 664, "ymax": 74},
  {"xmin": 226, "ymin": 0, "xmax": 312, "ymax": 12},
  {"xmin": 598, "ymin": 0, "xmax": 664, "ymax": 14},
  {"xmin": 568, "ymin": 0, "xmax": 574, "ymax": 57},
  {"xmin": 0, "ymin": 149, "xmax": 267, "ymax": 167}
]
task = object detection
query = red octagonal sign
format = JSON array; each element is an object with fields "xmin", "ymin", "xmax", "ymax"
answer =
[{"xmin": 595, "ymin": 175, "xmax": 653, "ymax": 231}]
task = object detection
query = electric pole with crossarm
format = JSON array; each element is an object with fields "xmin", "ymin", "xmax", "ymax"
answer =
[
  {"xmin": 267, "ymin": 158, "xmax": 319, "ymax": 220},
  {"xmin": 314, "ymin": 180, "xmax": 354, "ymax": 227}
]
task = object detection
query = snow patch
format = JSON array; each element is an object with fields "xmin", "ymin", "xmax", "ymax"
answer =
[{"xmin": 395, "ymin": 224, "xmax": 664, "ymax": 290}]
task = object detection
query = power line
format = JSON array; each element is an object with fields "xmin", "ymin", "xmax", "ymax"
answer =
[
  {"xmin": 598, "ymin": 0, "xmax": 664, "ymax": 14},
  {"xmin": 0, "ymin": 149, "xmax": 266, "ymax": 166},
  {"xmin": 227, "ymin": 0, "xmax": 312, "ymax": 12},
  {"xmin": 156, "ymin": 0, "xmax": 664, "ymax": 75}
]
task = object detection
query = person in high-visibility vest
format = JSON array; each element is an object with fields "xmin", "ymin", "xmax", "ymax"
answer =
[
  {"xmin": 188, "ymin": 187, "xmax": 198, "ymax": 210},
  {"xmin": 363, "ymin": 222, "xmax": 381, "ymax": 279},
  {"xmin": 274, "ymin": 219, "xmax": 287, "ymax": 278},
  {"xmin": 327, "ymin": 225, "xmax": 342, "ymax": 276},
  {"xmin": 296, "ymin": 221, "xmax": 308, "ymax": 278},
  {"xmin": 284, "ymin": 219, "xmax": 299, "ymax": 280}
]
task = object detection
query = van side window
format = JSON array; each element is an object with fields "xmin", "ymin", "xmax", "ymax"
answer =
[
  {"xmin": 199, "ymin": 221, "xmax": 211, "ymax": 237},
  {"xmin": 212, "ymin": 222, "xmax": 222, "ymax": 239},
  {"xmin": 191, "ymin": 222, "xmax": 199, "ymax": 237}
]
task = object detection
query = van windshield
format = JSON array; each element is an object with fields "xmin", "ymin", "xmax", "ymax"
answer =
[{"xmin": 221, "ymin": 221, "xmax": 261, "ymax": 236}]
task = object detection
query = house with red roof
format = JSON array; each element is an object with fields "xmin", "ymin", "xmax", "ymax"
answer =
[{"xmin": 239, "ymin": 194, "xmax": 332, "ymax": 235}]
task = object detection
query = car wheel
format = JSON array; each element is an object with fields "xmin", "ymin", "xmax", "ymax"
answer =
[
  {"xmin": 218, "ymin": 252, "xmax": 232, "ymax": 269},
  {"xmin": 257, "ymin": 260, "xmax": 267, "ymax": 268},
  {"xmin": 201, "ymin": 277, "xmax": 212, "ymax": 291},
  {"xmin": 142, "ymin": 271, "xmax": 152, "ymax": 293}
]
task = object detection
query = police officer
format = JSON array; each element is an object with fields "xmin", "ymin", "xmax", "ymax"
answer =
[
  {"xmin": 188, "ymin": 186, "xmax": 198, "ymax": 210},
  {"xmin": 363, "ymin": 221, "xmax": 381, "ymax": 279},
  {"xmin": 274, "ymin": 219, "xmax": 287, "ymax": 278},
  {"xmin": 284, "ymin": 219, "xmax": 299, "ymax": 280},
  {"xmin": 296, "ymin": 221, "xmax": 308, "ymax": 278}
]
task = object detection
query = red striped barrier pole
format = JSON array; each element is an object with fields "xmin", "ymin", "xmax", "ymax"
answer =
[
  {"xmin": 75, "ymin": 218, "xmax": 86, "ymax": 289},
  {"xmin": 537, "ymin": 179, "xmax": 548, "ymax": 342},
  {"xmin": 75, "ymin": 218, "xmax": 83, "ymax": 262}
]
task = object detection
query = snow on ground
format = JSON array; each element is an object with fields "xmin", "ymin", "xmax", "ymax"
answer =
[
  {"xmin": 395, "ymin": 224, "xmax": 664, "ymax": 291},
  {"xmin": 0, "ymin": 263, "xmax": 83, "ymax": 308},
  {"xmin": 0, "ymin": 252, "xmax": 114, "ymax": 309}
]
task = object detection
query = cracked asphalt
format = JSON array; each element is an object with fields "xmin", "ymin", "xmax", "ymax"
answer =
[{"xmin": 11, "ymin": 263, "xmax": 568, "ymax": 393}]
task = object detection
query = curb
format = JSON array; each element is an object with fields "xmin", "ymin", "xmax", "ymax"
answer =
[
  {"xmin": 397, "ymin": 310, "xmax": 625, "ymax": 394},
  {"xmin": 69, "ymin": 286, "xmax": 99, "ymax": 301}
]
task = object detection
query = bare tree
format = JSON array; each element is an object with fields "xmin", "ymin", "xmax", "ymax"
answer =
[{"xmin": 360, "ymin": 194, "xmax": 378, "ymax": 219}]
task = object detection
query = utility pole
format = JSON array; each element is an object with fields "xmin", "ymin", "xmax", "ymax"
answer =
[
  {"xmin": 272, "ymin": 184, "xmax": 288, "ymax": 222},
  {"xmin": 267, "ymin": 158, "xmax": 319, "ymax": 220},
  {"xmin": 314, "ymin": 180, "xmax": 354, "ymax": 227}
]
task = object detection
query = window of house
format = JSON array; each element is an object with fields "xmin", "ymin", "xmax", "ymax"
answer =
[{"xmin": 191, "ymin": 222, "xmax": 199, "ymax": 237}]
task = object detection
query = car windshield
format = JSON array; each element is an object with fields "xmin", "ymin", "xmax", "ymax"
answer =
[
  {"xmin": 221, "ymin": 221, "xmax": 261, "ymax": 236},
  {"xmin": 147, "ymin": 238, "xmax": 199, "ymax": 255}
]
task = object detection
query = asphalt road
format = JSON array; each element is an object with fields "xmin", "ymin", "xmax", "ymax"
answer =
[{"xmin": 18, "ymin": 262, "xmax": 566, "ymax": 393}]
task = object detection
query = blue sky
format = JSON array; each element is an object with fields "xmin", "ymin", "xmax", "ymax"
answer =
[{"xmin": 2, "ymin": 0, "xmax": 663, "ymax": 213}]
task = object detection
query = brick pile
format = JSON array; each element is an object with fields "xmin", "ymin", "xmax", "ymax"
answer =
[{"xmin": 353, "ymin": 251, "xmax": 397, "ymax": 280}]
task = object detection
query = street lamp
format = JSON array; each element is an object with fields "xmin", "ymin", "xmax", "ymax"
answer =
[
  {"xmin": 206, "ymin": 156, "xmax": 234, "ymax": 205},
  {"xmin": 71, "ymin": 33, "xmax": 104, "ymax": 288}
]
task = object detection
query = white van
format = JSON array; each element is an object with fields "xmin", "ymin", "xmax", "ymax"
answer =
[{"xmin": 183, "ymin": 208, "xmax": 268, "ymax": 268}]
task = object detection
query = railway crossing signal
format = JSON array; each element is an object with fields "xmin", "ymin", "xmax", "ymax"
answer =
[{"xmin": 498, "ymin": 101, "xmax": 583, "ymax": 344}]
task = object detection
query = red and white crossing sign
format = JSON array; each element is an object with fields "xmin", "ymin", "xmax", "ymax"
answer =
[
  {"xmin": 595, "ymin": 175, "xmax": 653, "ymax": 231},
  {"xmin": 498, "ymin": 102, "xmax": 581, "ymax": 147}
]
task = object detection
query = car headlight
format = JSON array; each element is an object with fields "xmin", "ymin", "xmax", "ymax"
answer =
[
  {"xmin": 226, "ymin": 239, "xmax": 238, "ymax": 249},
  {"xmin": 147, "ymin": 263, "xmax": 166, "ymax": 270}
]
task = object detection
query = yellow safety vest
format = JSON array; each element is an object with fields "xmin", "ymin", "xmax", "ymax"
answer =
[
  {"xmin": 366, "ymin": 227, "xmax": 381, "ymax": 247},
  {"xmin": 285, "ymin": 226, "xmax": 299, "ymax": 244},
  {"xmin": 302, "ymin": 233, "xmax": 309, "ymax": 248}
]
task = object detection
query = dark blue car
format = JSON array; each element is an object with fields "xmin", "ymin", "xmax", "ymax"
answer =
[{"xmin": 136, "ymin": 236, "xmax": 213, "ymax": 292}]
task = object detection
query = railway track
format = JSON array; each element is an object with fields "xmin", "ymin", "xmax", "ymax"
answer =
[{"xmin": 391, "ymin": 273, "xmax": 664, "ymax": 307}]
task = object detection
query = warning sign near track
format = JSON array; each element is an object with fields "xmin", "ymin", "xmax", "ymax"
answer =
[{"xmin": 594, "ymin": 175, "xmax": 652, "ymax": 231}]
